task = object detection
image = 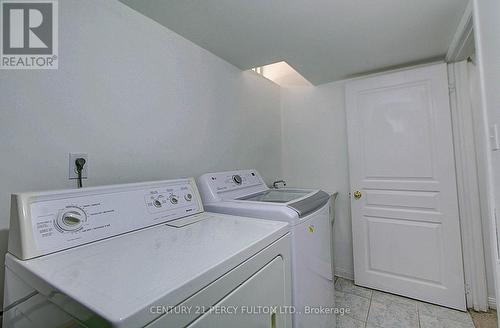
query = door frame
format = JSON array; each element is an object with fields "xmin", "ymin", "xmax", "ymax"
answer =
[
  {"xmin": 471, "ymin": 0, "xmax": 500, "ymax": 320},
  {"xmin": 446, "ymin": 1, "xmax": 494, "ymax": 310},
  {"xmin": 446, "ymin": 1, "xmax": 474, "ymax": 63},
  {"xmin": 448, "ymin": 61, "xmax": 489, "ymax": 311}
]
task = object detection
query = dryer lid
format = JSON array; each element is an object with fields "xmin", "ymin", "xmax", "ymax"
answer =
[{"xmin": 5, "ymin": 214, "xmax": 289, "ymax": 328}]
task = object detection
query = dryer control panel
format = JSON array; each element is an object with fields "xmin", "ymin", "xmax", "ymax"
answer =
[{"xmin": 9, "ymin": 178, "xmax": 203, "ymax": 260}]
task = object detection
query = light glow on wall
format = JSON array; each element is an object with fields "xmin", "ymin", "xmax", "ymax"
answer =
[{"xmin": 250, "ymin": 61, "xmax": 312, "ymax": 87}]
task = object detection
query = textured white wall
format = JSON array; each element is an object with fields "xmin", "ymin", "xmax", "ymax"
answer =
[
  {"xmin": 281, "ymin": 82, "xmax": 353, "ymax": 278},
  {"xmin": 0, "ymin": 0, "xmax": 282, "ymax": 305},
  {"xmin": 280, "ymin": 64, "xmax": 499, "ymax": 301}
]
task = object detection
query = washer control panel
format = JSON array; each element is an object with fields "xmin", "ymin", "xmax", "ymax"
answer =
[
  {"xmin": 197, "ymin": 169, "xmax": 269, "ymax": 203},
  {"xmin": 13, "ymin": 178, "xmax": 203, "ymax": 259},
  {"xmin": 209, "ymin": 171, "xmax": 261, "ymax": 192}
]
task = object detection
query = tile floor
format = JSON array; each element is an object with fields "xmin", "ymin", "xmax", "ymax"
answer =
[
  {"xmin": 470, "ymin": 310, "xmax": 498, "ymax": 328},
  {"xmin": 334, "ymin": 277, "xmax": 477, "ymax": 328}
]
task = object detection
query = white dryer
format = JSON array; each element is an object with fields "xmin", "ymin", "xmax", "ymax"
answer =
[
  {"xmin": 197, "ymin": 169, "xmax": 336, "ymax": 328},
  {"xmin": 3, "ymin": 178, "xmax": 292, "ymax": 328}
]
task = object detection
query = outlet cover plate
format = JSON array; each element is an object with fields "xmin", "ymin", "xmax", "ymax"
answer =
[{"xmin": 69, "ymin": 153, "xmax": 88, "ymax": 179}]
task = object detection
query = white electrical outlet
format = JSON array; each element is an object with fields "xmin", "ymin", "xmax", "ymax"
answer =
[{"xmin": 69, "ymin": 153, "xmax": 88, "ymax": 179}]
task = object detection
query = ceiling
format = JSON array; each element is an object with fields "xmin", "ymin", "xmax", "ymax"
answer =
[{"xmin": 120, "ymin": 0, "xmax": 468, "ymax": 85}]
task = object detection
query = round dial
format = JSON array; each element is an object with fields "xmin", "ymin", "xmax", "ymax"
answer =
[
  {"xmin": 232, "ymin": 175, "xmax": 242, "ymax": 185},
  {"xmin": 56, "ymin": 207, "xmax": 86, "ymax": 232}
]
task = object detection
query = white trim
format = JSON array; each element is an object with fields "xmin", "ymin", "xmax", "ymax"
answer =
[
  {"xmin": 489, "ymin": 297, "xmax": 497, "ymax": 309},
  {"xmin": 448, "ymin": 61, "xmax": 489, "ymax": 311},
  {"xmin": 446, "ymin": 1, "xmax": 474, "ymax": 62},
  {"xmin": 312, "ymin": 60, "xmax": 445, "ymax": 90},
  {"xmin": 471, "ymin": 0, "xmax": 500, "ymax": 318}
]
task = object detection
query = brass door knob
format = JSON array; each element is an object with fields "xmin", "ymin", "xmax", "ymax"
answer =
[{"xmin": 353, "ymin": 191, "xmax": 362, "ymax": 199}]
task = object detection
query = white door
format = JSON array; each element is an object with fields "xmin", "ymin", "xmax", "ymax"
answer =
[{"xmin": 346, "ymin": 63, "xmax": 466, "ymax": 310}]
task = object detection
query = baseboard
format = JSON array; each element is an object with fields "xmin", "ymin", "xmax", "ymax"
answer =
[
  {"xmin": 334, "ymin": 267, "xmax": 354, "ymax": 281},
  {"xmin": 488, "ymin": 296, "xmax": 496, "ymax": 309}
]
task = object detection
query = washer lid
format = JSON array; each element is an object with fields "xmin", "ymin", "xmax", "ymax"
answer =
[
  {"xmin": 238, "ymin": 189, "xmax": 330, "ymax": 218},
  {"xmin": 5, "ymin": 214, "xmax": 289, "ymax": 328},
  {"xmin": 238, "ymin": 189, "xmax": 311, "ymax": 203},
  {"xmin": 287, "ymin": 190, "xmax": 331, "ymax": 218}
]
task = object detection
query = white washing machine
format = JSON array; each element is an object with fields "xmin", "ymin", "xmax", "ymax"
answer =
[
  {"xmin": 3, "ymin": 178, "xmax": 292, "ymax": 328},
  {"xmin": 197, "ymin": 169, "xmax": 336, "ymax": 328}
]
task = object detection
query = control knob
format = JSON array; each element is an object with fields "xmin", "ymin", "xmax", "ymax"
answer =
[
  {"xmin": 232, "ymin": 175, "xmax": 242, "ymax": 185},
  {"xmin": 56, "ymin": 207, "xmax": 86, "ymax": 232}
]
